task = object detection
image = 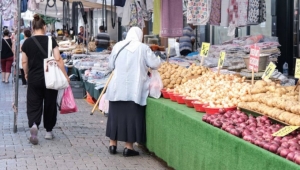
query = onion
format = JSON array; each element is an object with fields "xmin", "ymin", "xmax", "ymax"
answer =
[
  {"xmin": 269, "ymin": 144, "xmax": 279, "ymax": 153},
  {"xmin": 281, "ymin": 142, "xmax": 290, "ymax": 148},
  {"xmin": 280, "ymin": 149, "xmax": 290, "ymax": 157},
  {"xmin": 218, "ymin": 108, "xmax": 226, "ymax": 114},
  {"xmin": 294, "ymin": 154, "xmax": 300, "ymax": 164},
  {"xmin": 277, "ymin": 147, "xmax": 286, "ymax": 155},
  {"xmin": 242, "ymin": 129, "xmax": 251, "ymax": 137},
  {"xmin": 263, "ymin": 142, "xmax": 270, "ymax": 150},
  {"xmin": 287, "ymin": 151, "xmax": 296, "ymax": 161}
]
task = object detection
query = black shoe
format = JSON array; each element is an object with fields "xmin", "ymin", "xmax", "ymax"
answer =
[
  {"xmin": 123, "ymin": 148, "xmax": 139, "ymax": 157},
  {"xmin": 108, "ymin": 145, "xmax": 117, "ymax": 154}
]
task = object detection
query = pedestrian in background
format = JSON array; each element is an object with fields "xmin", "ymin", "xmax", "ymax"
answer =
[
  {"xmin": 105, "ymin": 27, "xmax": 161, "ymax": 157},
  {"xmin": 22, "ymin": 14, "xmax": 70, "ymax": 145},
  {"xmin": 1, "ymin": 29, "xmax": 14, "ymax": 83},
  {"xmin": 95, "ymin": 26, "xmax": 110, "ymax": 52},
  {"xmin": 19, "ymin": 29, "xmax": 32, "ymax": 86}
]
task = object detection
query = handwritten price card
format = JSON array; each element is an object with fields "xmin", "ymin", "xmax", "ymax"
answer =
[
  {"xmin": 200, "ymin": 42, "xmax": 210, "ymax": 57},
  {"xmin": 249, "ymin": 45, "xmax": 261, "ymax": 72},
  {"xmin": 262, "ymin": 62, "xmax": 276, "ymax": 80},
  {"xmin": 272, "ymin": 126, "xmax": 299, "ymax": 137},
  {"xmin": 218, "ymin": 51, "xmax": 226, "ymax": 68},
  {"xmin": 295, "ymin": 59, "xmax": 300, "ymax": 78}
]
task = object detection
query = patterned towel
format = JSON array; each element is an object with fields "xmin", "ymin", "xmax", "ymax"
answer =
[{"xmin": 160, "ymin": 0, "xmax": 183, "ymax": 37}]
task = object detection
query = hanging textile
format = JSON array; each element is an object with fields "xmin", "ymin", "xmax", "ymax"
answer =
[
  {"xmin": 220, "ymin": 0, "xmax": 230, "ymax": 27},
  {"xmin": 227, "ymin": 0, "xmax": 238, "ymax": 36},
  {"xmin": 145, "ymin": 0, "xmax": 153, "ymax": 11},
  {"xmin": 160, "ymin": 0, "xmax": 183, "ymax": 37},
  {"xmin": 237, "ymin": 0, "xmax": 249, "ymax": 27},
  {"xmin": 187, "ymin": 0, "xmax": 212, "ymax": 26},
  {"xmin": 28, "ymin": 0, "xmax": 39, "ymax": 11},
  {"xmin": 209, "ymin": 0, "xmax": 221, "ymax": 26},
  {"xmin": 0, "ymin": 0, "xmax": 15, "ymax": 21},
  {"xmin": 152, "ymin": 0, "xmax": 161, "ymax": 35},
  {"xmin": 121, "ymin": 0, "xmax": 132, "ymax": 26},
  {"xmin": 248, "ymin": 0, "xmax": 266, "ymax": 25},
  {"xmin": 114, "ymin": 0, "xmax": 126, "ymax": 7}
]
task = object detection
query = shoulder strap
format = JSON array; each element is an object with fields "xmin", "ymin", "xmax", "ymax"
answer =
[
  {"xmin": 31, "ymin": 36, "xmax": 47, "ymax": 57},
  {"xmin": 3, "ymin": 38, "xmax": 12, "ymax": 51},
  {"xmin": 113, "ymin": 41, "xmax": 131, "ymax": 66}
]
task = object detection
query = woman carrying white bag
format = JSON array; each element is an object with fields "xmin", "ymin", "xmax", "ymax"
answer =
[{"xmin": 22, "ymin": 14, "xmax": 70, "ymax": 145}]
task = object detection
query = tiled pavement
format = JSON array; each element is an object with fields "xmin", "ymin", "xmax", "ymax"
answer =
[{"xmin": 0, "ymin": 78, "xmax": 168, "ymax": 170}]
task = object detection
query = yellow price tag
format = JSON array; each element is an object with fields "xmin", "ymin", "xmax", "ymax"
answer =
[
  {"xmin": 295, "ymin": 59, "xmax": 300, "ymax": 78},
  {"xmin": 218, "ymin": 51, "xmax": 226, "ymax": 68},
  {"xmin": 262, "ymin": 62, "xmax": 276, "ymax": 80},
  {"xmin": 200, "ymin": 42, "xmax": 210, "ymax": 57},
  {"xmin": 272, "ymin": 126, "xmax": 299, "ymax": 137}
]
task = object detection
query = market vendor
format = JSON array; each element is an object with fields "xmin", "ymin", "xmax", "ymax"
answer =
[
  {"xmin": 62, "ymin": 30, "xmax": 72, "ymax": 41},
  {"xmin": 177, "ymin": 24, "xmax": 196, "ymax": 56},
  {"xmin": 77, "ymin": 26, "xmax": 88, "ymax": 45},
  {"xmin": 95, "ymin": 26, "xmax": 110, "ymax": 52}
]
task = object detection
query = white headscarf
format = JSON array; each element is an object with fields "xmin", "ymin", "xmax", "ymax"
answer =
[{"xmin": 124, "ymin": 27, "xmax": 143, "ymax": 53}]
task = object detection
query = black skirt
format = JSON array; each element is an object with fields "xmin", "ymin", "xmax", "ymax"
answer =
[{"xmin": 106, "ymin": 101, "xmax": 146, "ymax": 144}]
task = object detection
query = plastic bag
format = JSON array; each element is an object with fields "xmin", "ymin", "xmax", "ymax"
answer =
[
  {"xmin": 99, "ymin": 93, "xmax": 109, "ymax": 114},
  {"xmin": 60, "ymin": 86, "xmax": 78, "ymax": 114},
  {"xmin": 56, "ymin": 89, "xmax": 64, "ymax": 110},
  {"xmin": 149, "ymin": 70, "xmax": 163, "ymax": 99}
]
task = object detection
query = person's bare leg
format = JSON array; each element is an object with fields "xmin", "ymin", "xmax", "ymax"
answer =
[
  {"xmin": 5, "ymin": 72, "xmax": 10, "ymax": 82},
  {"xmin": 1, "ymin": 72, "xmax": 5, "ymax": 81},
  {"xmin": 109, "ymin": 140, "xmax": 117, "ymax": 146},
  {"xmin": 125, "ymin": 142, "xmax": 134, "ymax": 150}
]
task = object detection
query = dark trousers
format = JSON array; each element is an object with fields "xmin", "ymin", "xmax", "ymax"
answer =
[
  {"xmin": 27, "ymin": 81, "xmax": 58, "ymax": 132},
  {"xmin": 180, "ymin": 49, "xmax": 192, "ymax": 56},
  {"xmin": 20, "ymin": 69, "xmax": 27, "ymax": 85}
]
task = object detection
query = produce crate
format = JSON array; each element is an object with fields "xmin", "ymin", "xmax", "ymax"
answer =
[{"xmin": 70, "ymin": 81, "xmax": 85, "ymax": 99}]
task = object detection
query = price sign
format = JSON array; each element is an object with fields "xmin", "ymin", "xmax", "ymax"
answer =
[
  {"xmin": 200, "ymin": 42, "xmax": 210, "ymax": 57},
  {"xmin": 218, "ymin": 51, "xmax": 226, "ymax": 68},
  {"xmin": 248, "ymin": 45, "xmax": 260, "ymax": 72},
  {"xmin": 272, "ymin": 126, "xmax": 299, "ymax": 137},
  {"xmin": 262, "ymin": 62, "xmax": 276, "ymax": 80},
  {"xmin": 295, "ymin": 59, "xmax": 300, "ymax": 78}
]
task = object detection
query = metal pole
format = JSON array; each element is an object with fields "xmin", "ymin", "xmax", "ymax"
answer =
[
  {"xmin": 13, "ymin": 0, "xmax": 22, "ymax": 133},
  {"xmin": 0, "ymin": 15, "xmax": 2, "ymax": 70}
]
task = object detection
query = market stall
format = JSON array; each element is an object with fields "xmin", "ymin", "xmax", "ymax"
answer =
[{"xmin": 145, "ymin": 98, "xmax": 300, "ymax": 170}]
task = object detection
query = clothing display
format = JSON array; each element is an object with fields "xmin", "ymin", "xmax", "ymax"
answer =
[
  {"xmin": 187, "ymin": 0, "xmax": 212, "ymax": 25},
  {"xmin": 209, "ymin": 0, "xmax": 221, "ymax": 26},
  {"xmin": 152, "ymin": 0, "xmax": 161, "ymax": 35},
  {"xmin": 160, "ymin": 0, "xmax": 183, "ymax": 37}
]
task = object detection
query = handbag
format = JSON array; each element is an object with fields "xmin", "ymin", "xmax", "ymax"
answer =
[{"xmin": 32, "ymin": 36, "xmax": 69, "ymax": 90}]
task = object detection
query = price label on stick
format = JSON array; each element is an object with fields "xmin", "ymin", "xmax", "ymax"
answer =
[
  {"xmin": 295, "ymin": 59, "xmax": 300, "ymax": 78},
  {"xmin": 262, "ymin": 62, "xmax": 276, "ymax": 80},
  {"xmin": 272, "ymin": 126, "xmax": 299, "ymax": 137},
  {"xmin": 200, "ymin": 42, "xmax": 210, "ymax": 57},
  {"xmin": 218, "ymin": 51, "xmax": 226, "ymax": 68},
  {"xmin": 248, "ymin": 45, "xmax": 260, "ymax": 72}
]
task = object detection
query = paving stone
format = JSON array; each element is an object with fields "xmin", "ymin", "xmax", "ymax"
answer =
[{"xmin": 0, "ymin": 81, "xmax": 168, "ymax": 170}]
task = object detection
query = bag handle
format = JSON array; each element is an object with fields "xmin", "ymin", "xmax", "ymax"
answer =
[
  {"xmin": 113, "ymin": 41, "xmax": 131, "ymax": 67},
  {"xmin": 3, "ymin": 38, "xmax": 12, "ymax": 52},
  {"xmin": 32, "ymin": 36, "xmax": 53, "ymax": 59},
  {"xmin": 31, "ymin": 36, "xmax": 47, "ymax": 57}
]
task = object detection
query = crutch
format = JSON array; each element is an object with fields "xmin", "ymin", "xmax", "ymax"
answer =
[{"xmin": 90, "ymin": 71, "xmax": 114, "ymax": 115}]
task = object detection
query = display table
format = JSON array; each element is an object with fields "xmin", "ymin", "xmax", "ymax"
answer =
[
  {"xmin": 71, "ymin": 67, "xmax": 101, "ymax": 99},
  {"xmin": 145, "ymin": 98, "xmax": 300, "ymax": 170}
]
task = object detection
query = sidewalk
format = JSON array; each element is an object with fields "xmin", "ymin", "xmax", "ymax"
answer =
[{"xmin": 0, "ymin": 80, "xmax": 167, "ymax": 170}]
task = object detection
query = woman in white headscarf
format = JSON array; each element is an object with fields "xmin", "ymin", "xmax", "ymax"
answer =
[{"xmin": 105, "ymin": 27, "xmax": 161, "ymax": 157}]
